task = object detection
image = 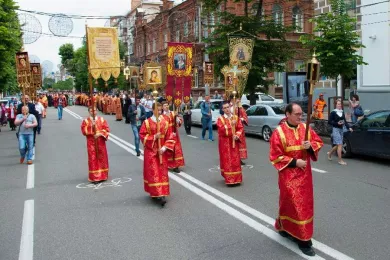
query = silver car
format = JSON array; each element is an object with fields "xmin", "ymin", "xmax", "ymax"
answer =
[{"xmin": 245, "ymin": 104, "xmax": 286, "ymax": 142}]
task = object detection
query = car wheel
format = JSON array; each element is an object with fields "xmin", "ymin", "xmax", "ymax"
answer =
[
  {"xmin": 342, "ymin": 139, "xmax": 352, "ymax": 158},
  {"xmin": 262, "ymin": 126, "xmax": 272, "ymax": 142}
]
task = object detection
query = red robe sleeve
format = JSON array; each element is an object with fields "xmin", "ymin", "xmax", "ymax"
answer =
[
  {"xmin": 269, "ymin": 126, "xmax": 294, "ymax": 172},
  {"xmin": 162, "ymin": 120, "xmax": 175, "ymax": 151},
  {"xmin": 308, "ymin": 127, "xmax": 323, "ymax": 161},
  {"xmin": 239, "ymin": 107, "xmax": 248, "ymax": 126},
  {"xmin": 139, "ymin": 119, "xmax": 156, "ymax": 150},
  {"xmin": 234, "ymin": 115, "xmax": 244, "ymax": 139},
  {"xmin": 96, "ymin": 117, "xmax": 110, "ymax": 140},
  {"xmin": 81, "ymin": 119, "xmax": 94, "ymax": 136}
]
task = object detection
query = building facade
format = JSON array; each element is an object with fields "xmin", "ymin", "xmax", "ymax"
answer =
[
  {"xmin": 128, "ymin": 0, "xmax": 314, "ymax": 96},
  {"xmin": 357, "ymin": 0, "xmax": 390, "ymax": 111}
]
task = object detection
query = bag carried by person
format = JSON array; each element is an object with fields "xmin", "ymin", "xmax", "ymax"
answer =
[{"xmin": 354, "ymin": 105, "xmax": 364, "ymax": 117}]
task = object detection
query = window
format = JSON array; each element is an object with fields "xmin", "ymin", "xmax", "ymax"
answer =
[
  {"xmin": 164, "ymin": 33, "xmax": 168, "ymax": 48},
  {"xmin": 129, "ymin": 43, "xmax": 133, "ymax": 54},
  {"xmin": 246, "ymin": 106, "xmax": 257, "ymax": 116},
  {"xmin": 203, "ymin": 18, "xmax": 208, "ymax": 38},
  {"xmin": 194, "ymin": 16, "xmax": 199, "ymax": 38},
  {"xmin": 211, "ymin": 101, "xmax": 222, "ymax": 110},
  {"xmin": 274, "ymin": 72, "xmax": 283, "ymax": 85},
  {"xmin": 184, "ymin": 21, "xmax": 188, "ymax": 37},
  {"xmin": 147, "ymin": 42, "xmax": 150, "ymax": 54},
  {"xmin": 260, "ymin": 95, "xmax": 274, "ymax": 102},
  {"xmin": 292, "ymin": 6, "xmax": 303, "ymax": 32},
  {"xmin": 210, "ymin": 14, "xmax": 215, "ymax": 34},
  {"xmin": 271, "ymin": 106, "xmax": 285, "ymax": 115},
  {"xmin": 255, "ymin": 107, "xmax": 268, "ymax": 116},
  {"xmin": 294, "ymin": 60, "xmax": 305, "ymax": 72},
  {"xmin": 361, "ymin": 112, "xmax": 390, "ymax": 128},
  {"xmin": 175, "ymin": 30, "xmax": 180, "ymax": 42},
  {"xmin": 272, "ymin": 4, "xmax": 283, "ymax": 25},
  {"xmin": 153, "ymin": 39, "xmax": 157, "ymax": 53}
]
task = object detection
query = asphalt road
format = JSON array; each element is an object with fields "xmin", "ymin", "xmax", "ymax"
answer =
[{"xmin": 1, "ymin": 105, "xmax": 389, "ymax": 260}]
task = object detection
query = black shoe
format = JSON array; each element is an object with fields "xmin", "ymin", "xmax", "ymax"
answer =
[
  {"xmin": 299, "ymin": 246, "xmax": 316, "ymax": 256},
  {"xmin": 160, "ymin": 197, "xmax": 167, "ymax": 207},
  {"xmin": 172, "ymin": 168, "xmax": 180, "ymax": 173},
  {"xmin": 136, "ymin": 151, "xmax": 140, "ymax": 157},
  {"xmin": 241, "ymin": 160, "xmax": 246, "ymax": 165},
  {"xmin": 279, "ymin": 231, "xmax": 289, "ymax": 238}
]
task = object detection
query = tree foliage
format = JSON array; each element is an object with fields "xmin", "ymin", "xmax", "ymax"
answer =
[
  {"xmin": 202, "ymin": 0, "xmax": 294, "ymax": 99},
  {"xmin": 43, "ymin": 77, "xmax": 55, "ymax": 90},
  {"xmin": 53, "ymin": 78, "xmax": 74, "ymax": 91},
  {"xmin": 58, "ymin": 39, "xmax": 127, "ymax": 92},
  {"xmin": 0, "ymin": 0, "xmax": 23, "ymax": 93},
  {"xmin": 299, "ymin": 0, "xmax": 366, "ymax": 81}
]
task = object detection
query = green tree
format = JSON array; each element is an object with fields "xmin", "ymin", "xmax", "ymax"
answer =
[
  {"xmin": 299, "ymin": 0, "xmax": 366, "ymax": 92},
  {"xmin": 202, "ymin": 0, "xmax": 294, "ymax": 104},
  {"xmin": 0, "ymin": 0, "xmax": 23, "ymax": 93},
  {"xmin": 53, "ymin": 78, "xmax": 74, "ymax": 91},
  {"xmin": 43, "ymin": 77, "xmax": 55, "ymax": 90},
  {"xmin": 58, "ymin": 43, "xmax": 74, "ymax": 73}
]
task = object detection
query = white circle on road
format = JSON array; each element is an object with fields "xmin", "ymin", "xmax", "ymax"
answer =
[{"xmin": 76, "ymin": 177, "xmax": 132, "ymax": 190}]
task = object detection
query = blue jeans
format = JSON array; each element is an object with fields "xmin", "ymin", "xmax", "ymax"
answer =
[
  {"xmin": 37, "ymin": 114, "xmax": 42, "ymax": 133},
  {"xmin": 201, "ymin": 117, "xmax": 213, "ymax": 140},
  {"xmin": 351, "ymin": 113, "xmax": 357, "ymax": 124},
  {"xmin": 131, "ymin": 124, "xmax": 140, "ymax": 153},
  {"xmin": 19, "ymin": 134, "xmax": 34, "ymax": 161},
  {"xmin": 58, "ymin": 105, "xmax": 63, "ymax": 119}
]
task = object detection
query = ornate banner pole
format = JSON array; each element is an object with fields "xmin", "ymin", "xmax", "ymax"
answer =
[
  {"xmin": 85, "ymin": 23, "xmax": 99, "ymax": 157},
  {"xmin": 305, "ymin": 52, "xmax": 320, "ymax": 141}
]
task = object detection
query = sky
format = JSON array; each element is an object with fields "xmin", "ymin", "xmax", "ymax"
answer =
[
  {"xmin": 16, "ymin": 0, "xmax": 185, "ymax": 73},
  {"xmin": 16, "ymin": 0, "xmax": 131, "ymax": 73}
]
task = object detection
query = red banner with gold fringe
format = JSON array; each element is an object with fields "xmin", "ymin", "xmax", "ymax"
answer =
[{"xmin": 166, "ymin": 42, "xmax": 193, "ymax": 108}]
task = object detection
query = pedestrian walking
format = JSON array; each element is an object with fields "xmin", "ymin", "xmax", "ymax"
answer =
[
  {"xmin": 201, "ymin": 95, "xmax": 213, "ymax": 141},
  {"xmin": 327, "ymin": 100, "xmax": 353, "ymax": 165},
  {"xmin": 231, "ymin": 99, "xmax": 248, "ymax": 165},
  {"xmin": 217, "ymin": 101, "xmax": 244, "ymax": 186},
  {"xmin": 81, "ymin": 107, "xmax": 110, "ymax": 183},
  {"xmin": 127, "ymin": 96, "xmax": 146, "ymax": 156},
  {"xmin": 15, "ymin": 106, "xmax": 37, "ymax": 165},
  {"xmin": 162, "ymin": 101, "xmax": 185, "ymax": 173},
  {"xmin": 17, "ymin": 95, "xmax": 38, "ymax": 145},
  {"xmin": 7, "ymin": 103, "xmax": 17, "ymax": 130},
  {"xmin": 349, "ymin": 94, "xmax": 363, "ymax": 124},
  {"xmin": 313, "ymin": 93, "xmax": 327, "ymax": 119},
  {"xmin": 139, "ymin": 102, "xmax": 175, "ymax": 206},
  {"xmin": 269, "ymin": 103, "xmax": 323, "ymax": 256},
  {"xmin": 181, "ymin": 100, "xmax": 192, "ymax": 135},
  {"xmin": 35, "ymin": 98, "xmax": 44, "ymax": 134},
  {"xmin": 57, "ymin": 93, "xmax": 67, "ymax": 120}
]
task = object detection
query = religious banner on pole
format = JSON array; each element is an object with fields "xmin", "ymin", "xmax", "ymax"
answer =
[
  {"xmin": 228, "ymin": 36, "xmax": 255, "ymax": 68},
  {"xmin": 166, "ymin": 42, "xmax": 193, "ymax": 107},
  {"xmin": 30, "ymin": 63, "xmax": 42, "ymax": 89},
  {"xmin": 204, "ymin": 61, "xmax": 214, "ymax": 85},
  {"xmin": 16, "ymin": 52, "xmax": 31, "ymax": 85},
  {"xmin": 86, "ymin": 27, "xmax": 121, "ymax": 86}
]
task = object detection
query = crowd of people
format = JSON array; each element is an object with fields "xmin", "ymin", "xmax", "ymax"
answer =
[{"xmin": 74, "ymin": 90, "xmax": 323, "ymax": 256}]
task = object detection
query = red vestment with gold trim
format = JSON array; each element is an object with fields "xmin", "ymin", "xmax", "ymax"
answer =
[
  {"xmin": 114, "ymin": 97, "xmax": 123, "ymax": 120},
  {"xmin": 139, "ymin": 116, "xmax": 175, "ymax": 197},
  {"xmin": 163, "ymin": 111, "xmax": 185, "ymax": 169},
  {"xmin": 236, "ymin": 106, "xmax": 248, "ymax": 159},
  {"xmin": 81, "ymin": 116, "xmax": 110, "ymax": 182},
  {"xmin": 269, "ymin": 121, "xmax": 323, "ymax": 241},
  {"xmin": 217, "ymin": 115, "xmax": 244, "ymax": 184}
]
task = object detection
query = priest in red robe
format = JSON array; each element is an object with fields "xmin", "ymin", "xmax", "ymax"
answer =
[
  {"xmin": 139, "ymin": 102, "xmax": 175, "ymax": 206},
  {"xmin": 231, "ymin": 100, "xmax": 248, "ymax": 164},
  {"xmin": 269, "ymin": 103, "xmax": 323, "ymax": 257},
  {"xmin": 162, "ymin": 101, "xmax": 185, "ymax": 173},
  {"xmin": 217, "ymin": 101, "xmax": 244, "ymax": 186},
  {"xmin": 81, "ymin": 107, "xmax": 110, "ymax": 183}
]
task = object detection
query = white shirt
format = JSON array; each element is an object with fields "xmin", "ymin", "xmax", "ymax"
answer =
[{"xmin": 35, "ymin": 102, "xmax": 44, "ymax": 115}]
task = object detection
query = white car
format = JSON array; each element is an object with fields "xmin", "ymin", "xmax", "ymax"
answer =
[
  {"xmin": 191, "ymin": 99, "xmax": 224, "ymax": 126},
  {"xmin": 241, "ymin": 93, "xmax": 283, "ymax": 105}
]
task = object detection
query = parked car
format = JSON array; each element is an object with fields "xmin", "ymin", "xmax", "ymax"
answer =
[
  {"xmin": 241, "ymin": 93, "xmax": 283, "ymax": 106},
  {"xmin": 342, "ymin": 110, "xmax": 390, "ymax": 159},
  {"xmin": 245, "ymin": 104, "xmax": 286, "ymax": 142},
  {"xmin": 191, "ymin": 99, "xmax": 224, "ymax": 126}
]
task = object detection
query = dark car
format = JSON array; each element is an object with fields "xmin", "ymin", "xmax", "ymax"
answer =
[{"xmin": 342, "ymin": 110, "xmax": 390, "ymax": 159}]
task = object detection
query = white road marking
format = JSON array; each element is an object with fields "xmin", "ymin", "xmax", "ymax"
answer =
[
  {"xmin": 312, "ymin": 168, "xmax": 327, "ymax": 173},
  {"xmin": 19, "ymin": 200, "xmax": 34, "ymax": 260},
  {"xmin": 187, "ymin": 135, "xmax": 198, "ymax": 139},
  {"xmin": 65, "ymin": 108, "xmax": 355, "ymax": 260},
  {"xmin": 26, "ymin": 165, "xmax": 34, "ymax": 189}
]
